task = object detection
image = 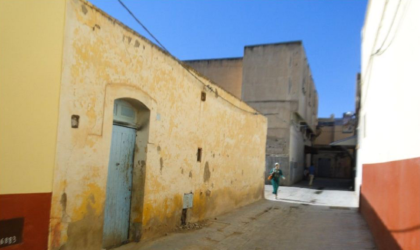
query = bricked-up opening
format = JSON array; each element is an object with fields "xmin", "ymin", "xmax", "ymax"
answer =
[
  {"xmin": 197, "ymin": 148, "xmax": 202, "ymax": 162},
  {"xmin": 201, "ymin": 91, "xmax": 206, "ymax": 101},
  {"xmin": 181, "ymin": 209, "xmax": 187, "ymax": 226}
]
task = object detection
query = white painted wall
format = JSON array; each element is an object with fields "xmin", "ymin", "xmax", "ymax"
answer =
[{"xmin": 356, "ymin": 0, "xmax": 420, "ymax": 193}]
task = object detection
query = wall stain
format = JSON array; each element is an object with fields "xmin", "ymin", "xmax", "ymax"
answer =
[
  {"xmin": 203, "ymin": 162, "xmax": 211, "ymax": 182},
  {"xmin": 51, "ymin": 221, "xmax": 62, "ymax": 250},
  {"xmin": 81, "ymin": 5, "xmax": 88, "ymax": 15},
  {"xmin": 48, "ymin": 0, "xmax": 268, "ymax": 246},
  {"xmin": 61, "ymin": 203, "xmax": 102, "ymax": 250},
  {"xmin": 60, "ymin": 192, "xmax": 67, "ymax": 214},
  {"xmin": 191, "ymin": 186, "xmax": 264, "ymax": 222}
]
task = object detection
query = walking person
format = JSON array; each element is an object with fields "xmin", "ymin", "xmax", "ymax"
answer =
[
  {"xmin": 269, "ymin": 162, "xmax": 286, "ymax": 199},
  {"xmin": 309, "ymin": 164, "xmax": 315, "ymax": 186}
]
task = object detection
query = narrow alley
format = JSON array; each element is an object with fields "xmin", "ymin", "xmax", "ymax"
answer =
[
  {"xmin": 117, "ymin": 181, "xmax": 374, "ymax": 250},
  {"xmin": 1, "ymin": 1, "xmax": 419, "ymax": 249}
]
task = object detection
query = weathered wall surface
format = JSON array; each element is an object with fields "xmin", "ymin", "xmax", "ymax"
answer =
[
  {"xmin": 357, "ymin": 0, "xmax": 420, "ymax": 249},
  {"xmin": 251, "ymin": 101, "xmax": 294, "ymax": 184},
  {"xmin": 0, "ymin": 1, "xmax": 66, "ymax": 249},
  {"xmin": 242, "ymin": 43, "xmax": 301, "ymax": 103},
  {"xmin": 297, "ymin": 49, "xmax": 317, "ymax": 132},
  {"xmin": 49, "ymin": 1, "xmax": 267, "ymax": 249},
  {"xmin": 241, "ymin": 43, "xmax": 317, "ymax": 185},
  {"xmin": 314, "ymin": 125, "xmax": 353, "ymax": 145},
  {"xmin": 288, "ymin": 123, "xmax": 308, "ymax": 185},
  {"xmin": 252, "ymin": 101, "xmax": 295, "ymax": 158},
  {"xmin": 315, "ymin": 116, "xmax": 355, "ymax": 146},
  {"xmin": 182, "ymin": 43, "xmax": 318, "ymax": 186},
  {"xmin": 184, "ymin": 58, "xmax": 243, "ymax": 99},
  {"xmin": 242, "ymin": 42, "xmax": 317, "ymax": 132},
  {"xmin": 314, "ymin": 126, "xmax": 334, "ymax": 145}
]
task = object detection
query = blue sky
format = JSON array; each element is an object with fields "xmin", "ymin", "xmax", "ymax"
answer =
[{"xmin": 89, "ymin": 0, "xmax": 367, "ymax": 118}]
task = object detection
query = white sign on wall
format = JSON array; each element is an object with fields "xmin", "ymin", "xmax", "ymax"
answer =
[{"xmin": 183, "ymin": 193, "xmax": 193, "ymax": 209}]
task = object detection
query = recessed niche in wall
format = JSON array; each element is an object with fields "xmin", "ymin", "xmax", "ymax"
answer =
[
  {"xmin": 197, "ymin": 148, "xmax": 202, "ymax": 162},
  {"xmin": 71, "ymin": 115, "xmax": 80, "ymax": 128}
]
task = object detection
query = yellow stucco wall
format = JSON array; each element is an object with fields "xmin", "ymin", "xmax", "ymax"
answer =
[
  {"xmin": 49, "ymin": 1, "xmax": 267, "ymax": 249},
  {"xmin": 0, "ymin": 0, "xmax": 66, "ymax": 194}
]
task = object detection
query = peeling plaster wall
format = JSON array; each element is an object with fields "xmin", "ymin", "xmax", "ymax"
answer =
[
  {"xmin": 48, "ymin": 1, "xmax": 267, "ymax": 249},
  {"xmin": 182, "ymin": 43, "xmax": 318, "ymax": 186}
]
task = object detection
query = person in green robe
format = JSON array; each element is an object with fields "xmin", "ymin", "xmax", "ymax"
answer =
[{"xmin": 270, "ymin": 162, "xmax": 286, "ymax": 199}]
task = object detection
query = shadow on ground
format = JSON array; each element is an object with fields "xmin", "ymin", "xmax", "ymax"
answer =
[{"xmin": 293, "ymin": 177, "xmax": 354, "ymax": 191}]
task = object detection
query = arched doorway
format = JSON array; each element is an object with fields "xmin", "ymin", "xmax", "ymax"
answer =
[{"xmin": 102, "ymin": 99, "xmax": 150, "ymax": 249}]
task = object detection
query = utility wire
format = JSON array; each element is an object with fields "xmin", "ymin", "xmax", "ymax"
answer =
[
  {"xmin": 376, "ymin": 0, "xmax": 410, "ymax": 56},
  {"xmin": 373, "ymin": 0, "xmax": 403, "ymax": 55},
  {"xmin": 361, "ymin": 0, "xmax": 410, "ymax": 109},
  {"xmin": 118, "ymin": 0, "xmax": 169, "ymax": 53},
  {"xmin": 117, "ymin": 0, "xmax": 259, "ymax": 116},
  {"xmin": 361, "ymin": 0, "xmax": 402, "ymax": 107}
]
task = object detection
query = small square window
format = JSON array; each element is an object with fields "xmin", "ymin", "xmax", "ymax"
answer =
[
  {"xmin": 201, "ymin": 92, "xmax": 206, "ymax": 102},
  {"xmin": 71, "ymin": 115, "xmax": 80, "ymax": 128}
]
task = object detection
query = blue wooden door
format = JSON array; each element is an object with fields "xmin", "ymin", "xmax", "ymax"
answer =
[{"xmin": 103, "ymin": 125, "xmax": 136, "ymax": 249}]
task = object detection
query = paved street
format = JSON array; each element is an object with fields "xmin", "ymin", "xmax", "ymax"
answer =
[
  {"xmin": 267, "ymin": 178, "xmax": 359, "ymax": 208},
  {"xmin": 117, "ymin": 183, "xmax": 375, "ymax": 250}
]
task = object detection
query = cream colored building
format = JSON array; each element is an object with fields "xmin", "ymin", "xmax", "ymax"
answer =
[
  {"xmin": 357, "ymin": 0, "xmax": 420, "ymax": 249},
  {"xmin": 186, "ymin": 41, "xmax": 318, "ymax": 185},
  {"xmin": 0, "ymin": 1, "xmax": 267, "ymax": 249}
]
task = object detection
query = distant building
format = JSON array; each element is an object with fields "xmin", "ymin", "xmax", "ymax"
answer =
[
  {"xmin": 357, "ymin": 0, "xmax": 420, "ymax": 249},
  {"xmin": 186, "ymin": 41, "xmax": 318, "ymax": 185},
  {"xmin": 312, "ymin": 113, "xmax": 356, "ymax": 180}
]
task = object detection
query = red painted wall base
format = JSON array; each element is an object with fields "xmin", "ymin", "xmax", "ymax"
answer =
[
  {"xmin": 0, "ymin": 193, "xmax": 52, "ymax": 250},
  {"xmin": 360, "ymin": 157, "xmax": 420, "ymax": 250}
]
